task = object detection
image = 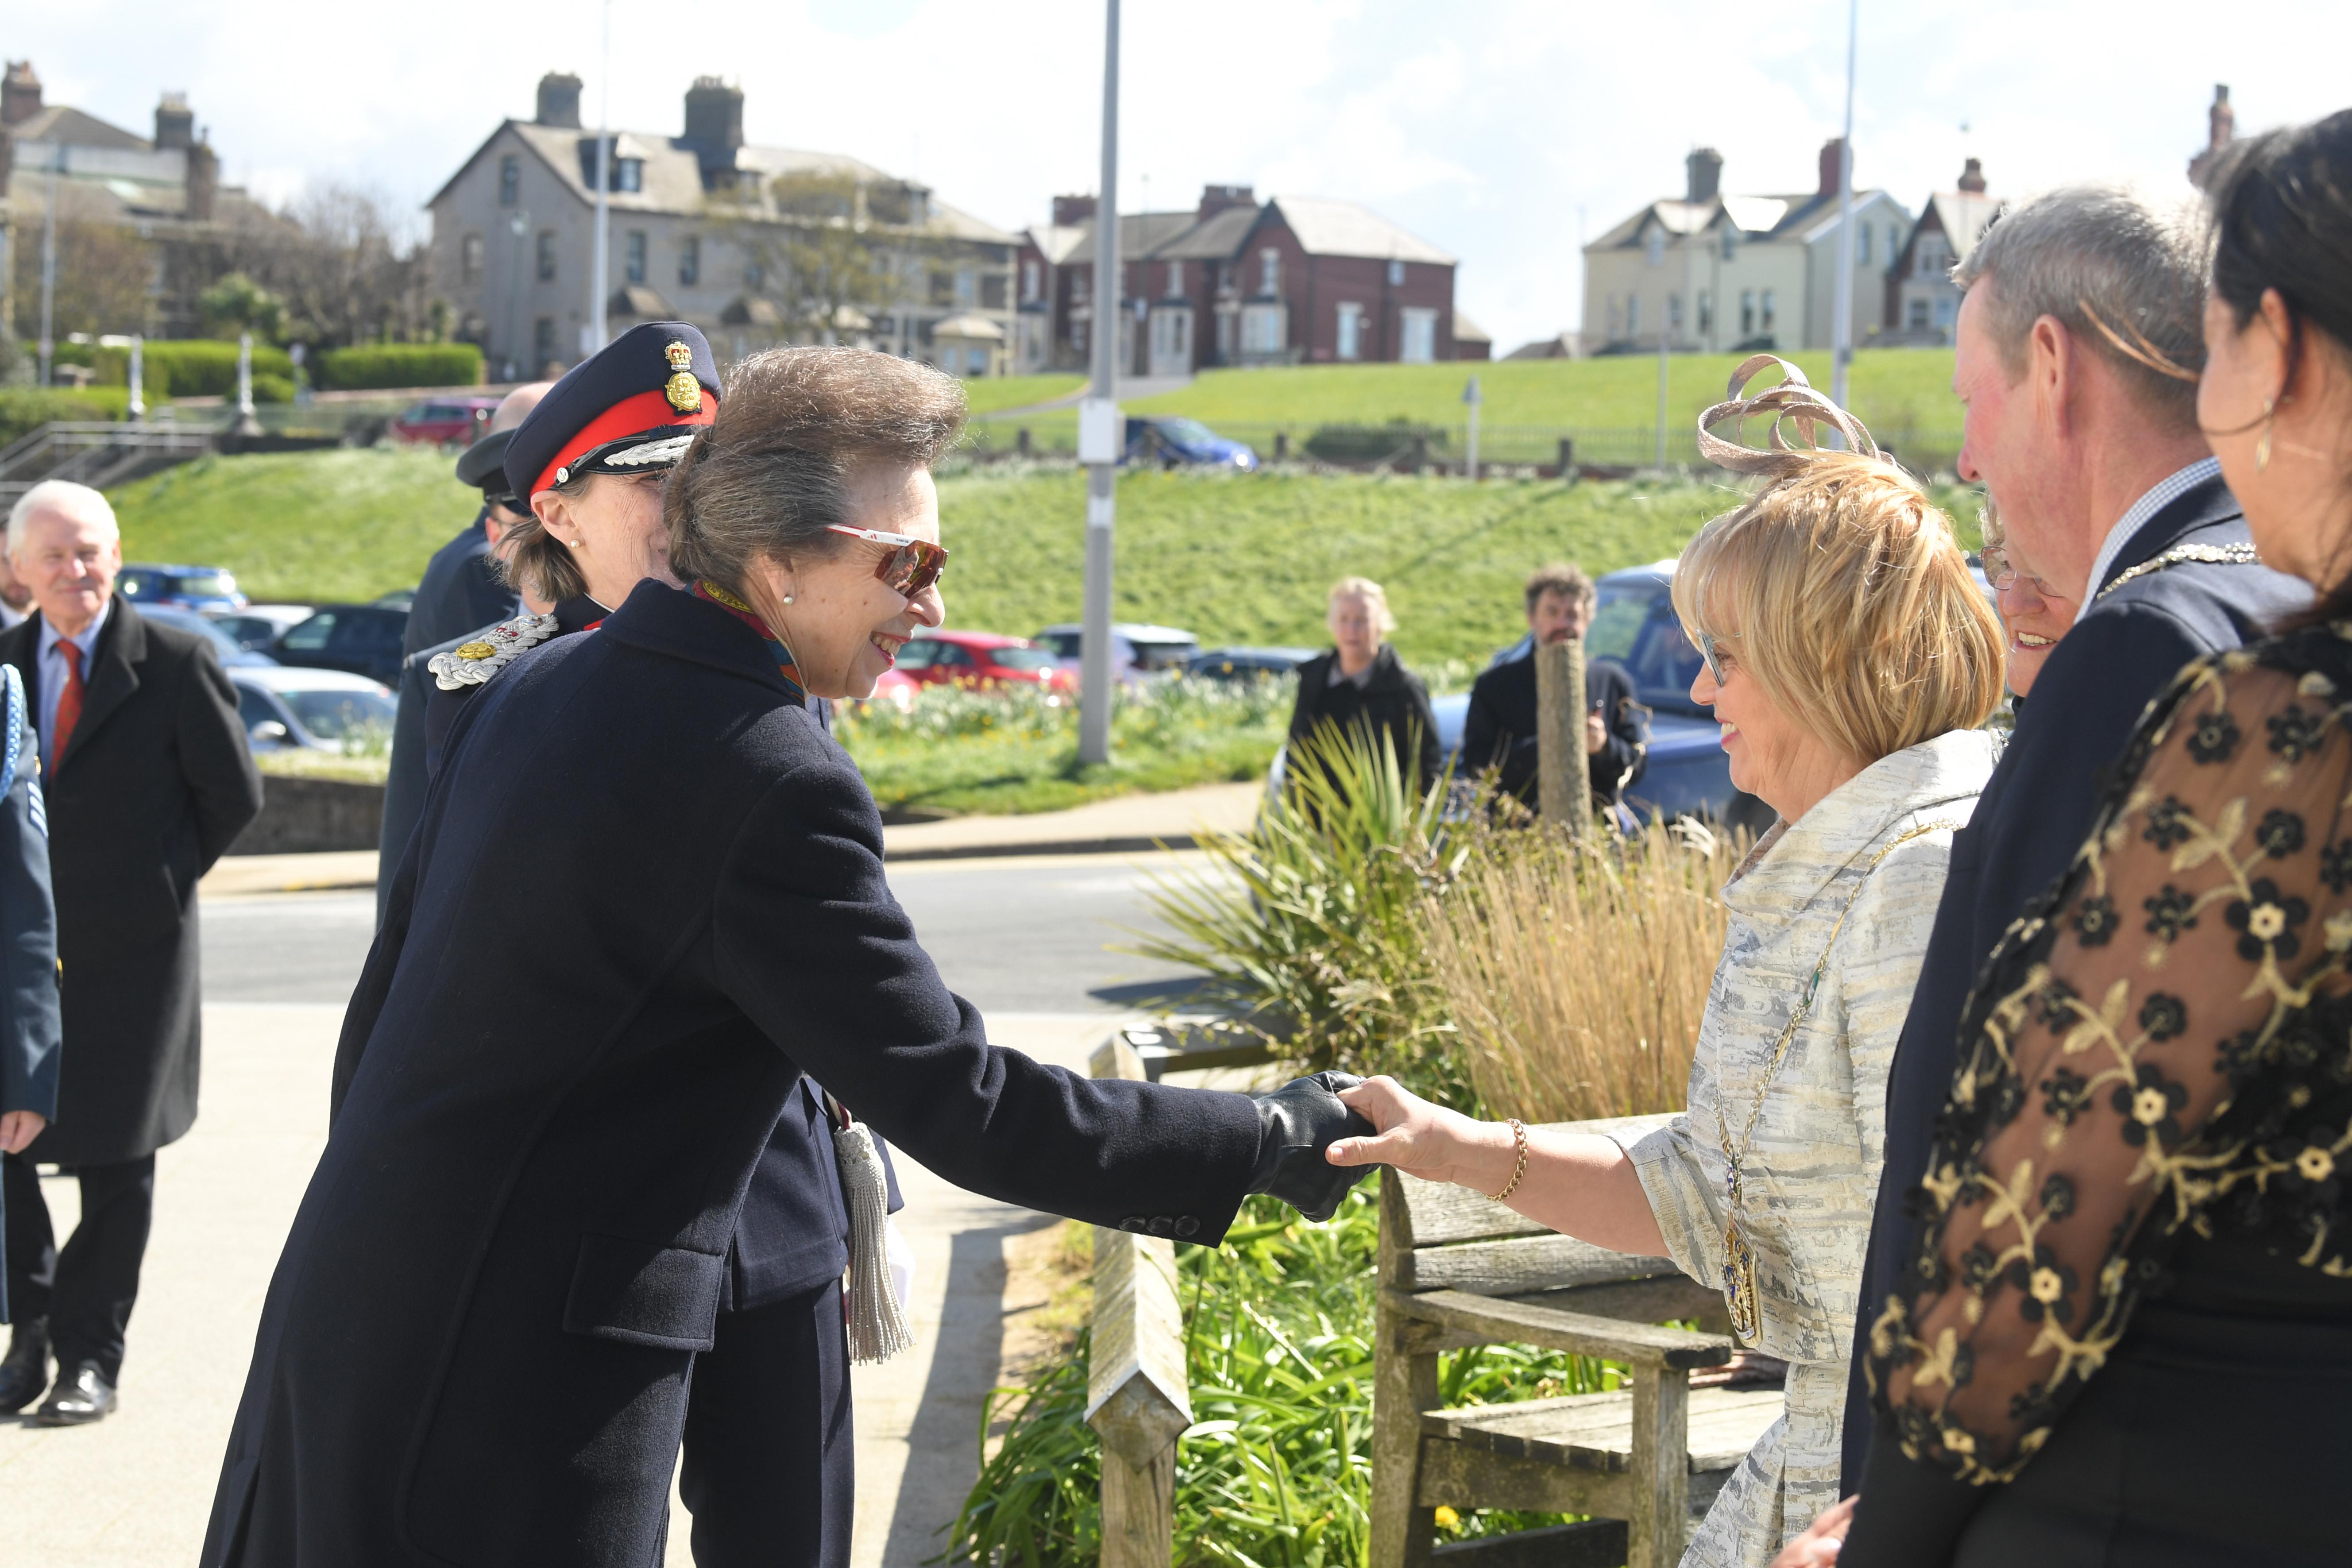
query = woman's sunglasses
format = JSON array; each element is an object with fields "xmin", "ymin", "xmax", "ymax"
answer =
[
  {"xmin": 826, "ymin": 525, "xmax": 949, "ymax": 597},
  {"xmin": 1695, "ymin": 630, "xmax": 1730, "ymax": 686}
]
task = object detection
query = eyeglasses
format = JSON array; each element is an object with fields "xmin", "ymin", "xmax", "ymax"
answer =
[
  {"xmin": 1979, "ymin": 545, "xmax": 2062, "ymax": 599},
  {"xmin": 826, "ymin": 525, "xmax": 949, "ymax": 598},
  {"xmin": 1695, "ymin": 630, "xmax": 1731, "ymax": 686}
]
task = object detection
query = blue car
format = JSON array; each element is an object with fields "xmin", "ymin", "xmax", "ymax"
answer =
[
  {"xmin": 1126, "ymin": 416, "xmax": 1257, "ymax": 471},
  {"xmin": 118, "ymin": 562, "xmax": 248, "ymax": 614}
]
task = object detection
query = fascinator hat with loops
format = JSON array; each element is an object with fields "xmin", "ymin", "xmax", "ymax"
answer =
[{"xmin": 1695, "ymin": 353, "xmax": 1884, "ymax": 479}]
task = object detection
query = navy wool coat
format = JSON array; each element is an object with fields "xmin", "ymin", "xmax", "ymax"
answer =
[
  {"xmin": 0, "ymin": 664, "xmax": 63, "ymax": 1324},
  {"xmin": 1840, "ymin": 471, "xmax": 2311, "ymax": 1491},
  {"xmin": 204, "ymin": 581, "xmax": 1263, "ymax": 1568}
]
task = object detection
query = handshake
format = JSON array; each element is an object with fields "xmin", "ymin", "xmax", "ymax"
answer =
[{"xmin": 1245, "ymin": 1072, "xmax": 1379, "ymax": 1221}]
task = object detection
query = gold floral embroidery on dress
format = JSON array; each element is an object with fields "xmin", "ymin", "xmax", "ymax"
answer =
[{"xmin": 1866, "ymin": 623, "xmax": 2352, "ymax": 1485}]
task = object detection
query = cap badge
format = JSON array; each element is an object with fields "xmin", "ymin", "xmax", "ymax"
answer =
[{"xmin": 663, "ymin": 340, "xmax": 702, "ymax": 415}]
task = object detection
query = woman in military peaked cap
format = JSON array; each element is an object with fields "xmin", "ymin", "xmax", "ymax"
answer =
[{"xmin": 204, "ymin": 345, "xmax": 1368, "ymax": 1568}]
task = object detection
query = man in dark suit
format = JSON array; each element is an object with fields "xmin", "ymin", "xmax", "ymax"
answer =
[
  {"xmin": 0, "ymin": 479, "xmax": 262, "ymax": 1425},
  {"xmin": 1461, "ymin": 562, "xmax": 1647, "ymax": 816},
  {"xmin": 1838, "ymin": 187, "xmax": 2311, "ymax": 1515},
  {"xmin": 401, "ymin": 382, "xmax": 550, "ymax": 657}
]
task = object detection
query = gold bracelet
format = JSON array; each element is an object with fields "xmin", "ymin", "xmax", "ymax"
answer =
[{"xmin": 1488, "ymin": 1118, "xmax": 1529, "ymax": 1203}]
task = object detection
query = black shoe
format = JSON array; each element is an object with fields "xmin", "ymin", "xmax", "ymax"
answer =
[
  {"xmin": 34, "ymin": 1360, "xmax": 115, "ymax": 1426},
  {"xmin": 0, "ymin": 1321, "xmax": 49, "ymax": 1413}
]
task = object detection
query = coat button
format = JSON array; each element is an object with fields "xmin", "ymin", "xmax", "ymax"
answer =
[
  {"xmin": 1173, "ymin": 1216, "xmax": 1200, "ymax": 1238},
  {"xmin": 1147, "ymin": 1216, "xmax": 1174, "ymax": 1237},
  {"xmin": 1120, "ymin": 1217, "xmax": 1148, "ymax": 1233}
]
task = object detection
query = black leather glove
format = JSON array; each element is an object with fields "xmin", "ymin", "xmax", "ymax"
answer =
[{"xmin": 1247, "ymin": 1071, "xmax": 1378, "ymax": 1222}]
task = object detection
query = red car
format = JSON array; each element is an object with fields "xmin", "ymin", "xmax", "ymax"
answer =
[
  {"xmin": 390, "ymin": 396, "xmax": 502, "ymax": 445},
  {"xmin": 894, "ymin": 631, "xmax": 1076, "ymax": 695}
]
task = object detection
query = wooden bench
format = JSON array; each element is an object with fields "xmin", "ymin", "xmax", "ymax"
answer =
[{"xmin": 1372, "ymin": 1114, "xmax": 1783, "ymax": 1568}]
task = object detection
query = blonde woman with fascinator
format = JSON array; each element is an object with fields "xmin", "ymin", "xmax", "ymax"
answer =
[{"xmin": 1327, "ymin": 360, "xmax": 2006, "ymax": 1568}]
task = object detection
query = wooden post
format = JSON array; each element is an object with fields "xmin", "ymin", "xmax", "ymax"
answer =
[
  {"xmin": 1370, "ymin": 1171, "xmax": 1439, "ymax": 1568},
  {"xmin": 1087, "ymin": 1036, "xmax": 1191, "ymax": 1568},
  {"xmin": 1536, "ymin": 637, "xmax": 1590, "ymax": 833},
  {"xmin": 1627, "ymin": 1364, "xmax": 1690, "ymax": 1568},
  {"xmin": 1556, "ymin": 435, "xmax": 1576, "ymax": 478}
]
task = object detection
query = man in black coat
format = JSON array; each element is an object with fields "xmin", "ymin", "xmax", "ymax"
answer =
[
  {"xmin": 400, "ymin": 382, "xmax": 548, "ymax": 657},
  {"xmin": 1838, "ymin": 188, "xmax": 2311, "ymax": 1518},
  {"xmin": 202, "ymin": 579, "xmax": 1359, "ymax": 1567},
  {"xmin": 1461, "ymin": 563, "xmax": 1647, "ymax": 815},
  {"xmin": 0, "ymin": 480, "xmax": 262, "ymax": 1425}
]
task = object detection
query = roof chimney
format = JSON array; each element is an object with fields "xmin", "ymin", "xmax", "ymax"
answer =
[
  {"xmin": 1, "ymin": 61, "xmax": 40, "ymax": 128},
  {"xmin": 1052, "ymin": 193, "xmax": 1098, "ymax": 227},
  {"xmin": 1196, "ymin": 184, "xmax": 1254, "ymax": 220},
  {"xmin": 2189, "ymin": 83, "xmax": 2237, "ymax": 190},
  {"xmin": 1818, "ymin": 138, "xmax": 1848, "ymax": 200},
  {"xmin": 154, "ymin": 93, "xmax": 194, "ymax": 151},
  {"xmin": 185, "ymin": 135, "xmax": 218, "ymax": 222},
  {"xmin": 1685, "ymin": 147, "xmax": 1723, "ymax": 204},
  {"xmin": 684, "ymin": 77, "xmax": 744, "ymax": 150},
  {"xmin": 1957, "ymin": 156, "xmax": 1986, "ymax": 195},
  {"xmin": 536, "ymin": 72, "xmax": 583, "ymax": 129}
]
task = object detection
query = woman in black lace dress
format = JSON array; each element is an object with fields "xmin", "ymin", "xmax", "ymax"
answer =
[{"xmin": 1837, "ymin": 110, "xmax": 2352, "ymax": 1566}]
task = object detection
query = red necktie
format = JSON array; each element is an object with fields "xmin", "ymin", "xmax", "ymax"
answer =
[{"xmin": 52, "ymin": 640, "xmax": 84, "ymax": 772}]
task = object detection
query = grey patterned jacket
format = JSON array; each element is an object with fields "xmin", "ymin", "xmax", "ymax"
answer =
[{"xmin": 1618, "ymin": 727, "xmax": 2000, "ymax": 1568}]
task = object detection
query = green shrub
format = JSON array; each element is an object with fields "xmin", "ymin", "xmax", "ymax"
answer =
[
  {"xmin": 944, "ymin": 1186, "xmax": 1618, "ymax": 1565},
  {"xmin": 314, "ymin": 344, "xmax": 483, "ymax": 391},
  {"xmin": 1302, "ymin": 421, "xmax": 1448, "ymax": 465},
  {"xmin": 89, "ymin": 340, "xmax": 295, "ymax": 398},
  {"xmin": 0, "ymin": 386, "xmax": 126, "ymax": 446},
  {"xmin": 249, "ymin": 374, "xmax": 295, "ymax": 406}
]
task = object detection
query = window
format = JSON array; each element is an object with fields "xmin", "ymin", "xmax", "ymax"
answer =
[
  {"xmin": 1023, "ymin": 259, "xmax": 1040, "ymax": 302},
  {"xmin": 1073, "ymin": 272, "xmax": 1090, "ymax": 304},
  {"xmin": 1240, "ymin": 303, "xmax": 1286, "ymax": 353},
  {"xmin": 1627, "ymin": 295, "xmax": 1641, "ymax": 335},
  {"xmin": 1697, "ymin": 291, "xmax": 1713, "ymax": 336},
  {"xmin": 1387, "ymin": 259, "xmax": 1405, "ymax": 286},
  {"xmin": 1399, "ymin": 307, "xmax": 1437, "ymax": 363},
  {"xmin": 281, "ymin": 612, "xmax": 336, "ymax": 651},
  {"xmin": 533, "ymin": 317, "xmax": 556, "ymax": 367},
  {"xmin": 1908, "ymin": 297, "xmax": 1931, "ymax": 329},
  {"xmin": 1760, "ymin": 288, "xmax": 1777, "ymax": 333},
  {"xmin": 1258, "ymin": 247, "xmax": 1281, "ymax": 295},
  {"xmin": 1668, "ymin": 293, "xmax": 1684, "ymax": 331},
  {"xmin": 1644, "ymin": 226, "xmax": 1665, "ymax": 266},
  {"xmin": 462, "ymin": 234, "xmax": 484, "ymax": 283},
  {"xmin": 950, "ymin": 268, "xmax": 974, "ymax": 306},
  {"xmin": 1740, "ymin": 290, "xmax": 1756, "ymax": 336},
  {"xmin": 498, "ymin": 154, "xmax": 519, "ymax": 207},
  {"xmin": 625, "ymin": 231, "xmax": 647, "ymax": 284},
  {"xmin": 1721, "ymin": 228, "xmax": 1738, "ymax": 262},
  {"xmin": 1606, "ymin": 295, "xmax": 1621, "ymax": 336},
  {"xmin": 536, "ymin": 230, "xmax": 556, "ymax": 282},
  {"xmin": 981, "ymin": 273, "xmax": 1008, "ymax": 309},
  {"xmin": 613, "ymin": 158, "xmax": 642, "ymax": 193},
  {"xmin": 968, "ymin": 347, "xmax": 990, "ymax": 375},
  {"xmin": 1857, "ymin": 223, "xmax": 1872, "ymax": 265},
  {"xmin": 1336, "ymin": 302, "xmax": 1364, "ymax": 360},
  {"xmin": 1934, "ymin": 295, "xmax": 1957, "ymax": 329},
  {"xmin": 679, "ymin": 236, "xmax": 700, "ymax": 287},
  {"xmin": 1073, "ymin": 319, "xmax": 1089, "ymax": 356},
  {"xmin": 1166, "ymin": 260, "xmax": 1184, "ymax": 297},
  {"xmin": 1888, "ymin": 224, "xmax": 1901, "ymax": 265}
]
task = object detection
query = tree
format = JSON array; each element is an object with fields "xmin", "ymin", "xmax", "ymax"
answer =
[
  {"xmin": 198, "ymin": 272, "xmax": 286, "ymax": 342},
  {"xmin": 8, "ymin": 185, "xmax": 156, "ymax": 342},
  {"xmin": 714, "ymin": 170, "xmax": 943, "ymax": 347},
  {"xmin": 219, "ymin": 183, "xmax": 434, "ymax": 349}
]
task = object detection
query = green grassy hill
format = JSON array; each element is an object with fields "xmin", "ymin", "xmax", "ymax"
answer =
[{"xmin": 108, "ymin": 451, "xmax": 1980, "ymax": 669}]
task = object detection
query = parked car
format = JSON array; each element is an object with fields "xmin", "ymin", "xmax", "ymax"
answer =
[
  {"xmin": 210, "ymin": 604, "xmax": 314, "ymax": 653},
  {"xmin": 389, "ymin": 397, "xmax": 502, "ymax": 446},
  {"xmin": 272, "ymin": 602, "xmax": 410, "ymax": 688},
  {"xmin": 1032, "ymin": 622, "xmax": 1201, "ymax": 680},
  {"xmin": 117, "ymin": 562, "xmax": 247, "ymax": 613},
  {"xmin": 1182, "ymin": 646, "xmax": 1320, "ymax": 682},
  {"xmin": 895, "ymin": 631, "xmax": 1076, "ymax": 695},
  {"xmin": 1126, "ymin": 416, "xmax": 1257, "ymax": 471},
  {"xmin": 136, "ymin": 603, "xmax": 279, "ymax": 668},
  {"xmin": 231, "ymin": 667, "xmax": 396, "ymax": 753}
]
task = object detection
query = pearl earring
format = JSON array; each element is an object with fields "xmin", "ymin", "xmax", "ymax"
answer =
[{"xmin": 781, "ymin": 594, "xmax": 795, "ymax": 605}]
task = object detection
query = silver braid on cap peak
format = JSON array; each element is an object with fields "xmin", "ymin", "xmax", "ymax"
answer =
[{"xmin": 1695, "ymin": 353, "xmax": 1881, "ymax": 478}]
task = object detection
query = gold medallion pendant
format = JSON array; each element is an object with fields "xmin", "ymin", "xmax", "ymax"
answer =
[{"xmin": 1722, "ymin": 1220, "xmax": 1761, "ymax": 1343}]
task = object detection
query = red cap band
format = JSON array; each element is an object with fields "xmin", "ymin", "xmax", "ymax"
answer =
[{"xmin": 529, "ymin": 386, "xmax": 718, "ymax": 499}]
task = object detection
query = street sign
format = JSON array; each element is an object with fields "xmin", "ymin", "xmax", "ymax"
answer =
[{"xmin": 1078, "ymin": 397, "xmax": 1122, "ymax": 466}]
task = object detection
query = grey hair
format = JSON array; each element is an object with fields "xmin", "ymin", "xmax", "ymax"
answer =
[
  {"xmin": 8, "ymin": 479, "xmax": 119, "ymax": 559},
  {"xmin": 1952, "ymin": 183, "xmax": 2209, "ymax": 426},
  {"xmin": 665, "ymin": 347, "xmax": 966, "ymax": 591}
]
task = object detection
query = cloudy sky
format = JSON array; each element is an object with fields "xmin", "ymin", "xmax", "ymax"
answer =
[{"xmin": 12, "ymin": 0, "xmax": 2347, "ymax": 353}]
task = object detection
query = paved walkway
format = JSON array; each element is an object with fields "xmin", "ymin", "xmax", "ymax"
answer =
[
  {"xmin": 197, "ymin": 781, "xmax": 1262, "ymax": 896},
  {"xmin": 0, "ymin": 1006, "xmax": 1181, "ymax": 1568}
]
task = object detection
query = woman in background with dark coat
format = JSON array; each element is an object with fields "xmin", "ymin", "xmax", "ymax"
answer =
[{"xmin": 1287, "ymin": 575, "xmax": 1443, "ymax": 799}]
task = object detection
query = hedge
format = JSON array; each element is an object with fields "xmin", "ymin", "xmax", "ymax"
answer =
[
  {"xmin": 314, "ymin": 344, "xmax": 483, "ymax": 391},
  {"xmin": 0, "ymin": 387, "xmax": 128, "ymax": 448},
  {"xmin": 89, "ymin": 340, "xmax": 295, "ymax": 399}
]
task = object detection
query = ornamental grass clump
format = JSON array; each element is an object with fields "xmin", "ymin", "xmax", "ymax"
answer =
[{"xmin": 1419, "ymin": 818, "xmax": 1741, "ymax": 1123}]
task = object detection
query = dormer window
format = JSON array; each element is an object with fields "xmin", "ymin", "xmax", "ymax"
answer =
[
  {"xmin": 612, "ymin": 158, "xmax": 642, "ymax": 193},
  {"xmin": 1721, "ymin": 228, "xmax": 1738, "ymax": 263},
  {"xmin": 499, "ymin": 154, "xmax": 519, "ymax": 207},
  {"xmin": 1644, "ymin": 226, "xmax": 1665, "ymax": 267},
  {"xmin": 1258, "ymin": 247, "xmax": 1281, "ymax": 295},
  {"xmin": 1166, "ymin": 260, "xmax": 1184, "ymax": 297},
  {"xmin": 1387, "ymin": 259, "xmax": 1404, "ymax": 286}
]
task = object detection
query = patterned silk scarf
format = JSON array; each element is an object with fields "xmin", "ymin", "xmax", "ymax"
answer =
[{"xmin": 694, "ymin": 579, "xmax": 807, "ymax": 703}]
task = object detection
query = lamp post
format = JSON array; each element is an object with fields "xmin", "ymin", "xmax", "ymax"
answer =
[
  {"xmin": 1462, "ymin": 374, "xmax": 1482, "ymax": 481},
  {"xmin": 37, "ymin": 142, "xmax": 60, "ymax": 386},
  {"xmin": 590, "ymin": 0, "xmax": 612, "ymax": 357},
  {"xmin": 509, "ymin": 208, "xmax": 531, "ymax": 379},
  {"xmin": 127, "ymin": 335, "xmax": 145, "ymax": 421},
  {"xmin": 1076, "ymin": 0, "xmax": 1122, "ymax": 768},
  {"xmin": 1830, "ymin": 0, "xmax": 1860, "ymax": 413}
]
